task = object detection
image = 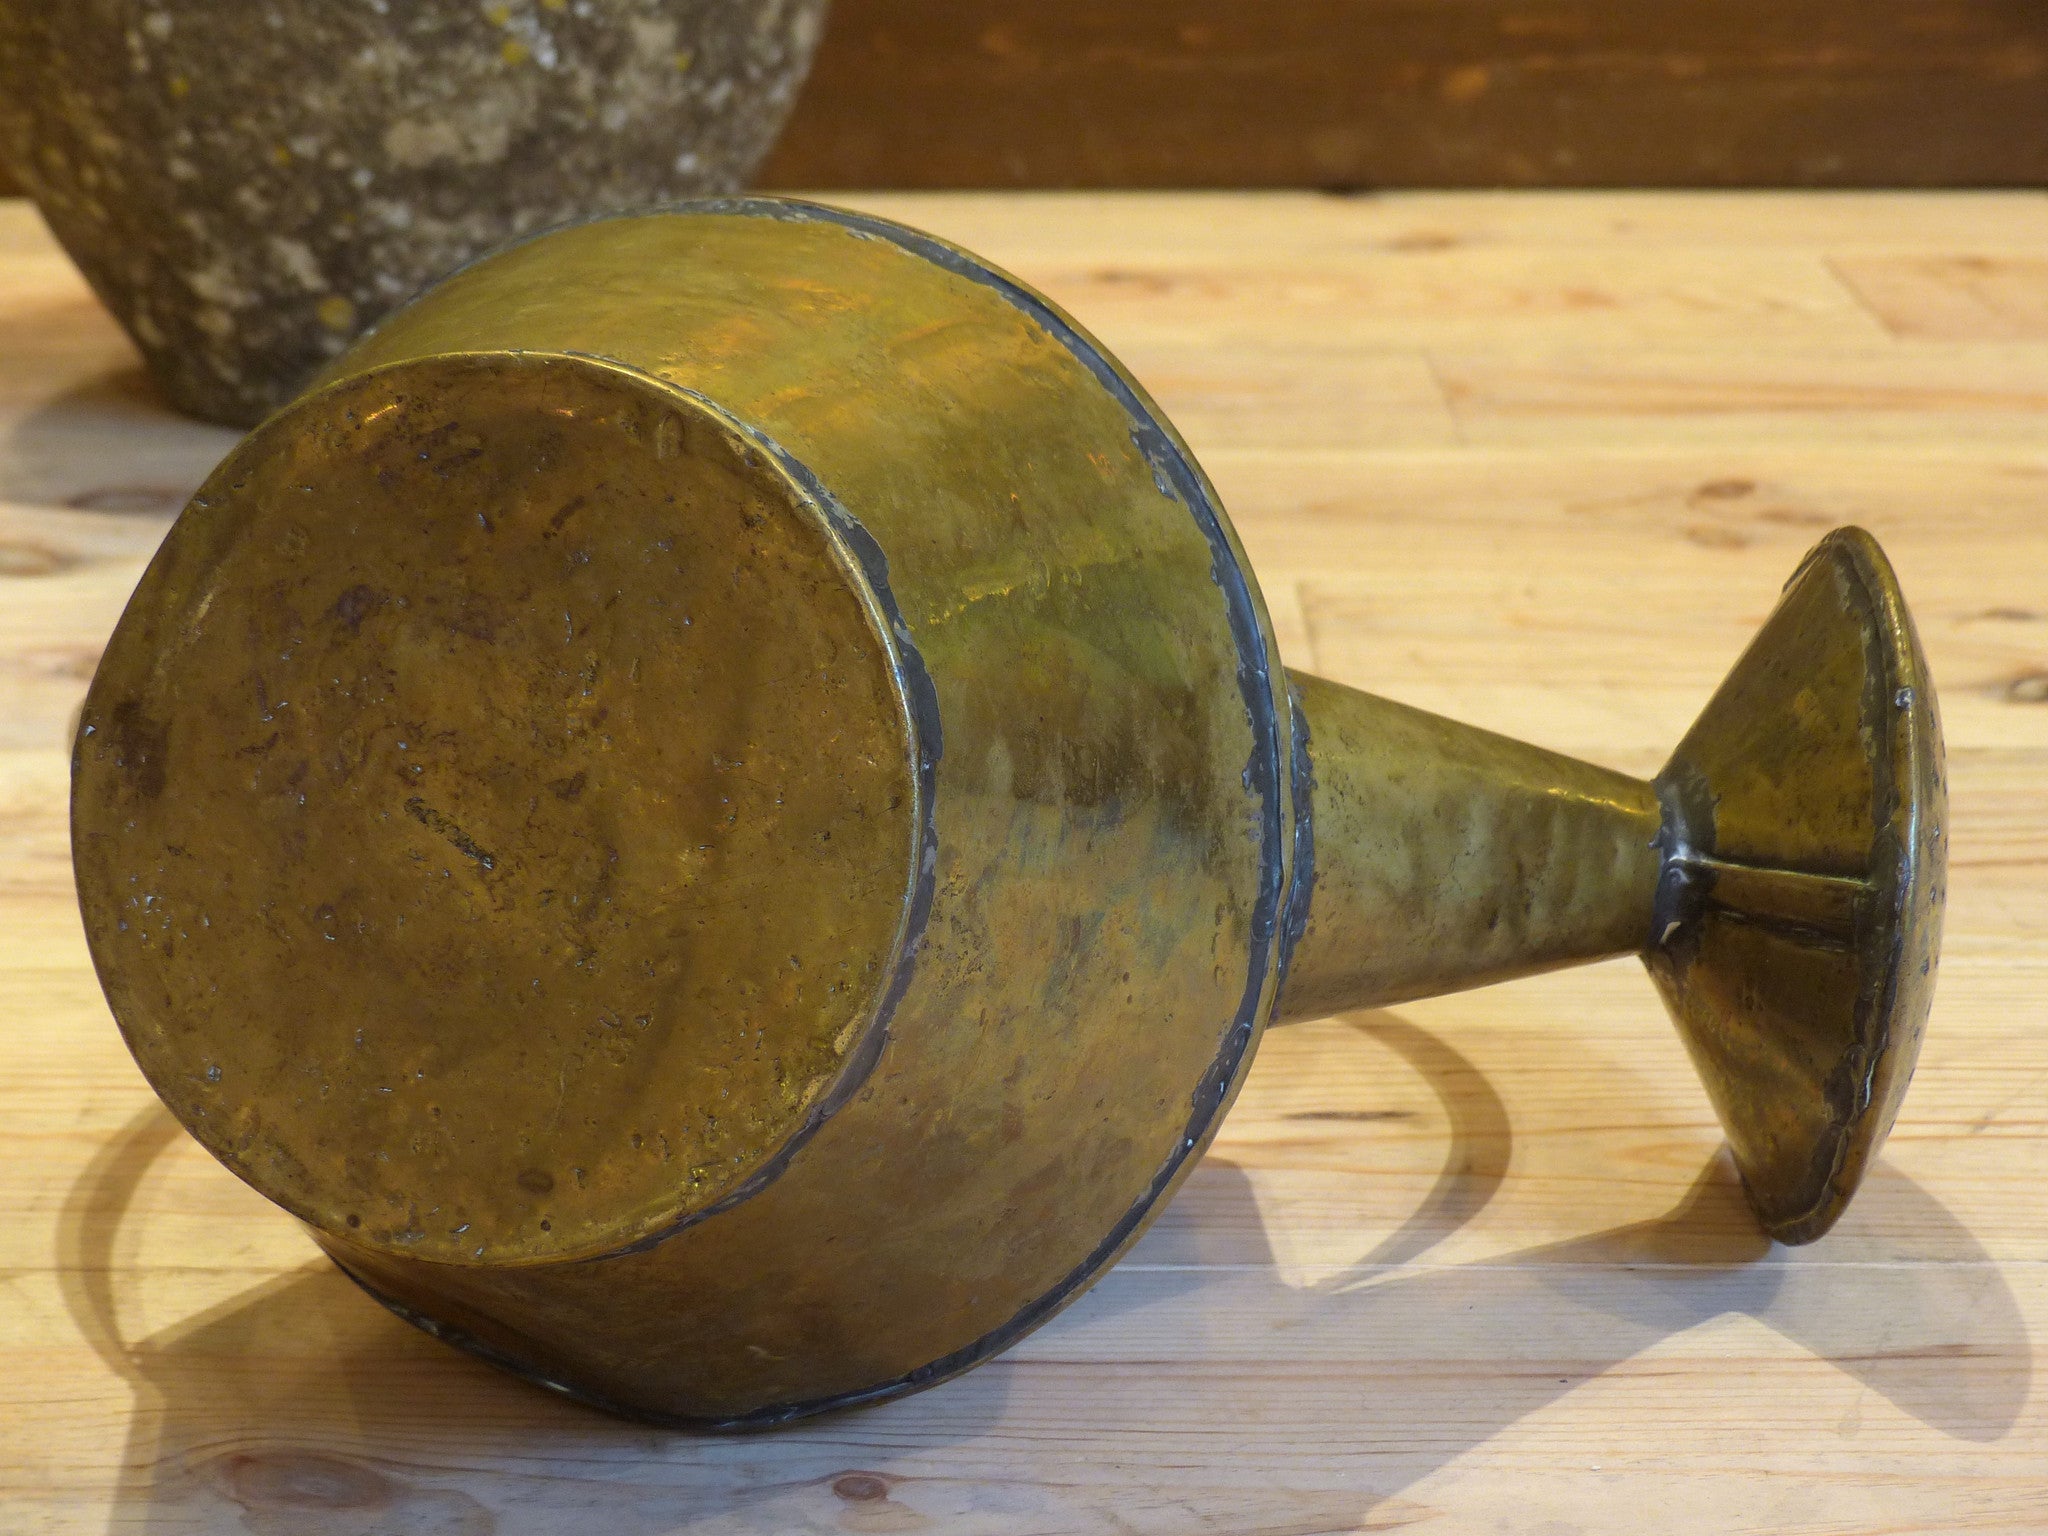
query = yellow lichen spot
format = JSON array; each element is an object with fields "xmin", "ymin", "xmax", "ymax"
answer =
[
  {"xmin": 541, "ymin": 0, "xmax": 567, "ymax": 9},
  {"xmin": 168, "ymin": 75, "xmax": 190, "ymax": 99},
  {"xmin": 673, "ymin": 48, "xmax": 695, "ymax": 72},
  {"xmin": 316, "ymin": 295, "xmax": 357, "ymax": 333},
  {"xmin": 501, "ymin": 38, "xmax": 530, "ymax": 65},
  {"xmin": 484, "ymin": 4, "xmax": 511, "ymax": 23},
  {"xmin": 270, "ymin": 144, "xmax": 292, "ymax": 167}
]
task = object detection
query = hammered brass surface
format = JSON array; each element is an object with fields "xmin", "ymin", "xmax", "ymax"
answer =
[
  {"xmin": 1648, "ymin": 529, "xmax": 1946, "ymax": 1243},
  {"xmin": 1275, "ymin": 530, "xmax": 1945, "ymax": 1247},
  {"xmin": 72, "ymin": 200, "xmax": 1946, "ymax": 1428},
  {"xmin": 81, "ymin": 201, "xmax": 1294, "ymax": 1424},
  {"xmin": 73, "ymin": 351, "xmax": 922, "ymax": 1266},
  {"xmin": 1276, "ymin": 673, "xmax": 1664, "ymax": 1023}
]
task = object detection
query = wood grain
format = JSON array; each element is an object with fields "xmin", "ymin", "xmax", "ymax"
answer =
[
  {"xmin": 759, "ymin": 0, "xmax": 2048, "ymax": 188},
  {"xmin": 1833, "ymin": 256, "xmax": 2048, "ymax": 342},
  {"xmin": 2, "ymin": 190, "xmax": 2045, "ymax": 1533}
]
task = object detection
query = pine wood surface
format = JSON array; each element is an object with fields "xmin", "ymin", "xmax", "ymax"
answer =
[{"xmin": 2, "ymin": 190, "xmax": 2045, "ymax": 1534}]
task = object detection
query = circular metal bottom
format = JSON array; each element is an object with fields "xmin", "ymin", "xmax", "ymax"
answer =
[{"xmin": 74, "ymin": 352, "xmax": 922, "ymax": 1268}]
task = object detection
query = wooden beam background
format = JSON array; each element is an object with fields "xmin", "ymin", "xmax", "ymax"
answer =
[{"xmin": 760, "ymin": 0, "xmax": 2048, "ymax": 188}]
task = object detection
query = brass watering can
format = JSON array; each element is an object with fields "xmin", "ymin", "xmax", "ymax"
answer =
[{"xmin": 73, "ymin": 199, "xmax": 1945, "ymax": 1428}]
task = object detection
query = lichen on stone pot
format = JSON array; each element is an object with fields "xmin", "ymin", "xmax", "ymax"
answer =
[{"xmin": 0, "ymin": 0, "xmax": 828, "ymax": 427}]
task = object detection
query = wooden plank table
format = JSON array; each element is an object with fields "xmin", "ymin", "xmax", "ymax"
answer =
[{"xmin": 3, "ymin": 190, "xmax": 2045, "ymax": 1534}]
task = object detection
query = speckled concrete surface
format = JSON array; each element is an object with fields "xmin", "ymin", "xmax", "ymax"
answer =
[{"xmin": 0, "ymin": 0, "xmax": 828, "ymax": 425}]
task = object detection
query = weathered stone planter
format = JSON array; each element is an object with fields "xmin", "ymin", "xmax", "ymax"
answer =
[{"xmin": 0, "ymin": 0, "xmax": 827, "ymax": 426}]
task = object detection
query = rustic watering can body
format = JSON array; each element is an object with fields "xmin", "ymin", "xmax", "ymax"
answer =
[{"xmin": 72, "ymin": 200, "xmax": 1945, "ymax": 1426}]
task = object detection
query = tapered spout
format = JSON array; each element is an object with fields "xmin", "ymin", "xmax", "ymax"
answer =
[
  {"xmin": 1276, "ymin": 673, "xmax": 1663, "ymax": 1023},
  {"xmin": 1269, "ymin": 529, "xmax": 1945, "ymax": 1247}
]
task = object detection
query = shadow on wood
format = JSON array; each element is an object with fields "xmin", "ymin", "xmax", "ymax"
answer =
[
  {"xmin": 0, "ymin": 294, "xmax": 237, "ymax": 513},
  {"xmin": 58, "ymin": 1000, "xmax": 2028, "ymax": 1533}
]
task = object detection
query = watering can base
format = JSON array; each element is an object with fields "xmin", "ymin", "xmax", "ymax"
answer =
[{"xmin": 73, "ymin": 350, "xmax": 927, "ymax": 1271}]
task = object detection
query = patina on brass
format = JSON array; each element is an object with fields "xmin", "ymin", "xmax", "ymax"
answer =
[{"xmin": 73, "ymin": 199, "xmax": 1945, "ymax": 1427}]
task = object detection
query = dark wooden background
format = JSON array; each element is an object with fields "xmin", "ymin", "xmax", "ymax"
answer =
[
  {"xmin": 3, "ymin": 1, "xmax": 2042, "ymax": 195},
  {"xmin": 759, "ymin": 0, "xmax": 2047, "ymax": 187}
]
